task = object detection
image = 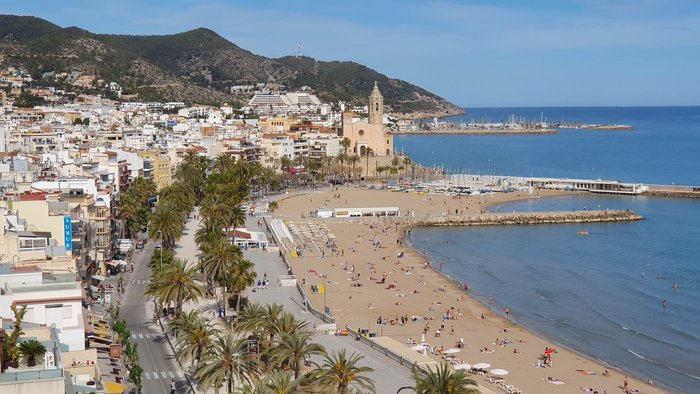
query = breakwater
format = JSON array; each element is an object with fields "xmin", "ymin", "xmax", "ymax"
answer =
[
  {"xmin": 391, "ymin": 128, "xmax": 557, "ymax": 135},
  {"xmin": 412, "ymin": 209, "xmax": 642, "ymax": 226}
]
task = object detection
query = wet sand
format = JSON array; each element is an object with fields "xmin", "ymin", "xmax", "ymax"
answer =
[{"xmin": 275, "ymin": 186, "xmax": 667, "ymax": 394}]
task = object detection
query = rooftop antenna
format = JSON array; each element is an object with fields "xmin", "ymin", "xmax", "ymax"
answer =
[{"xmin": 296, "ymin": 42, "xmax": 302, "ymax": 58}]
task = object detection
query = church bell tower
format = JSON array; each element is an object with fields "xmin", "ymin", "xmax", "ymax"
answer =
[{"xmin": 368, "ymin": 81, "xmax": 383, "ymax": 126}]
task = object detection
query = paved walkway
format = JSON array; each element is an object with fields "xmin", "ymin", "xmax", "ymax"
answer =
[
  {"xmin": 244, "ymin": 216, "xmax": 414, "ymax": 394},
  {"xmin": 162, "ymin": 209, "xmax": 413, "ymax": 393}
]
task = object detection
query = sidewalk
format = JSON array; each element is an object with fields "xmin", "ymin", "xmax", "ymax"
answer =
[{"xmin": 244, "ymin": 216, "xmax": 414, "ymax": 393}]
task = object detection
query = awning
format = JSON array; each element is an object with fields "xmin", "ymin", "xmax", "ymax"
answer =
[
  {"xmin": 106, "ymin": 260, "xmax": 127, "ymax": 267},
  {"xmin": 104, "ymin": 381, "xmax": 127, "ymax": 393},
  {"xmin": 92, "ymin": 274, "xmax": 106, "ymax": 281}
]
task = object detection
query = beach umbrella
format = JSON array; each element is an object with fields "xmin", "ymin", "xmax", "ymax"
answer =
[
  {"xmin": 420, "ymin": 333, "xmax": 426, "ymax": 345},
  {"xmin": 411, "ymin": 345, "xmax": 426, "ymax": 351},
  {"xmin": 544, "ymin": 348, "xmax": 555, "ymax": 354},
  {"xmin": 443, "ymin": 348, "xmax": 461, "ymax": 354},
  {"xmin": 454, "ymin": 363, "xmax": 471, "ymax": 370},
  {"xmin": 490, "ymin": 368, "xmax": 509, "ymax": 376},
  {"xmin": 472, "ymin": 363, "xmax": 491, "ymax": 369}
]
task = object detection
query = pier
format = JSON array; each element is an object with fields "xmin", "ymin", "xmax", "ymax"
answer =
[{"xmin": 413, "ymin": 209, "xmax": 643, "ymax": 227}]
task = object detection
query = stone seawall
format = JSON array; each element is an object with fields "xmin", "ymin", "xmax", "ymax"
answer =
[{"xmin": 411, "ymin": 209, "xmax": 643, "ymax": 227}]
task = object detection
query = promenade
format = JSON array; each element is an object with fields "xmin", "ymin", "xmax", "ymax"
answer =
[{"xmin": 165, "ymin": 209, "xmax": 414, "ymax": 393}]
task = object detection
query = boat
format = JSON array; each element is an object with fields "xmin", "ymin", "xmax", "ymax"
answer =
[{"xmin": 577, "ymin": 230, "xmax": 589, "ymax": 235}]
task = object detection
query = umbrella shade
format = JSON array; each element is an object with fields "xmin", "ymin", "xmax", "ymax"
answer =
[
  {"xmin": 454, "ymin": 363, "xmax": 471, "ymax": 370},
  {"xmin": 411, "ymin": 345, "xmax": 427, "ymax": 351},
  {"xmin": 472, "ymin": 363, "xmax": 491, "ymax": 369},
  {"xmin": 490, "ymin": 368, "xmax": 509, "ymax": 376},
  {"xmin": 443, "ymin": 348, "xmax": 461, "ymax": 354},
  {"xmin": 544, "ymin": 348, "xmax": 555, "ymax": 354}
]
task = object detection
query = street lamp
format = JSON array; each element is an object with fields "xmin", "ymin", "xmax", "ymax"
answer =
[
  {"xmin": 303, "ymin": 246, "xmax": 308, "ymax": 311},
  {"xmin": 232, "ymin": 352, "xmax": 241, "ymax": 390}
]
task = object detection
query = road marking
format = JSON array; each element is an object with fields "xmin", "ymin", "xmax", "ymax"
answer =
[
  {"xmin": 137, "ymin": 334, "xmax": 144, "ymax": 339},
  {"xmin": 161, "ymin": 371, "xmax": 168, "ymax": 378},
  {"xmin": 168, "ymin": 371, "xmax": 175, "ymax": 378},
  {"xmin": 176, "ymin": 370, "xmax": 184, "ymax": 378},
  {"xmin": 144, "ymin": 372, "xmax": 151, "ymax": 380}
]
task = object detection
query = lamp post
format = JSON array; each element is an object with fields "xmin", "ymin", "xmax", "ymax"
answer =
[
  {"xmin": 303, "ymin": 246, "xmax": 308, "ymax": 311},
  {"xmin": 232, "ymin": 352, "xmax": 241, "ymax": 390}
]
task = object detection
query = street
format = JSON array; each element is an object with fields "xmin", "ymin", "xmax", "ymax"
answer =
[{"xmin": 122, "ymin": 241, "xmax": 187, "ymax": 393}]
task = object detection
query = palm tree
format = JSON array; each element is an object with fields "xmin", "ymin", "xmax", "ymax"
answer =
[
  {"xmin": 364, "ymin": 147, "xmax": 374, "ymax": 178},
  {"xmin": 270, "ymin": 332, "xmax": 325, "ymax": 379},
  {"xmin": 19, "ymin": 339, "xmax": 46, "ymax": 367},
  {"xmin": 306, "ymin": 349, "xmax": 375, "ymax": 394},
  {"xmin": 348, "ymin": 154, "xmax": 360, "ymax": 181},
  {"xmin": 411, "ymin": 363, "xmax": 479, "ymax": 394},
  {"xmin": 173, "ymin": 311, "xmax": 215, "ymax": 365},
  {"xmin": 202, "ymin": 237, "xmax": 243, "ymax": 285},
  {"xmin": 213, "ymin": 154, "xmax": 236, "ymax": 173},
  {"xmin": 223, "ymin": 259, "xmax": 256, "ymax": 314},
  {"xmin": 265, "ymin": 370, "xmax": 300, "ymax": 394},
  {"xmin": 148, "ymin": 204, "xmax": 184, "ymax": 249},
  {"xmin": 194, "ymin": 333, "xmax": 257, "ymax": 394},
  {"xmin": 200, "ymin": 198, "xmax": 231, "ymax": 229},
  {"xmin": 146, "ymin": 258, "xmax": 204, "ymax": 313},
  {"xmin": 340, "ymin": 137, "xmax": 351, "ymax": 155},
  {"xmin": 159, "ymin": 182, "xmax": 195, "ymax": 219},
  {"xmin": 228, "ymin": 206, "xmax": 246, "ymax": 246},
  {"xmin": 335, "ymin": 153, "xmax": 349, "ymax": 179}
]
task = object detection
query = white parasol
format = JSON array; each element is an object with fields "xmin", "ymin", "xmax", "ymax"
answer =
[
  {"xmin": 472, "ymin": 362, "xmax": 491, "ymax": 369},
  {"xmin": 490, "ymin": 368, "xmax": 509, "ymax": 376},
  {"xmin": 454, "ymin": 363, "xmax": 471, "ymax": 370},
  {"xmin": 411, "ymin": 345, "xmax": 426, "ymax": 351},
  {"xmin": 443, "ymin": 348, "xmax": 461, "ymax": 354}
]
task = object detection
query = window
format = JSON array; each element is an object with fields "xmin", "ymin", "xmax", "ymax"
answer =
[
  {"xmin": 19, "ymin": 238, "xmax": 47, "ymax": 251},
  {"xmin": 358, "ymin": 129, "xmax": 364, "ymax": 136}
]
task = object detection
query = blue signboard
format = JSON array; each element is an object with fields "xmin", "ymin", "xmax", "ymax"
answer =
[{"xmin": 64, "ymin": 215, "xmax": 73, "ymax": 251}]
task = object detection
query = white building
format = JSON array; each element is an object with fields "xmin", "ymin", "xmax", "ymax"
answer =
[{"xmin": 0, "ymin": 265, "xmax": 86, "ymax": 351}]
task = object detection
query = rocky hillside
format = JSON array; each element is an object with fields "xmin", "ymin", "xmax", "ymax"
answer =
[{"xmin": 0, "ymin": 15, "xmax": 463, "ymax": 117}]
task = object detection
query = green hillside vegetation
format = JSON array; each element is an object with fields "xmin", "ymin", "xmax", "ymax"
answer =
[{"xmin": 0, "ymin": 14, "xmax": 462, "ymax": 116}]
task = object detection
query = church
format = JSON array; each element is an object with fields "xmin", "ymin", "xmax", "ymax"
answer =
[{"xmin": 341, "ymin": 82, "xmax": 393, "ymax": 156}]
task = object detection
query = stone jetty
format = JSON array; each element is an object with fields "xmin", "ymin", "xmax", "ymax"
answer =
[{"xmin": 412, "ymin": 209, "xmax": 642, "ymax": 227}]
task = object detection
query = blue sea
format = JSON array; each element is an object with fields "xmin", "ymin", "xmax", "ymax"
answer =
[{"xmin": 395, "ymin": 107, "xmax": 700, "ymax": 393}]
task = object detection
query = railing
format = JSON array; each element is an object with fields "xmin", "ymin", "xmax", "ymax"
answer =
[
  {"xmin": 0, "ymin": 368, "xmax": 64, "ymax": 382},
  {"xmin": 344, "ymin": 326, "xmax": 429, "ymax": 373}
]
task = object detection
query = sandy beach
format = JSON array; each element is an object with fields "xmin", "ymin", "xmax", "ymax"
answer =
[{"xmin": 274, "ymin": 186, "xmax": 667, "ymax": 394}]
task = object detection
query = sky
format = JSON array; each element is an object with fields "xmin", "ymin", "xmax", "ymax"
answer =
[{"xmin": 3, "ymin": 0, "xmax": 700, "ymax": 107}]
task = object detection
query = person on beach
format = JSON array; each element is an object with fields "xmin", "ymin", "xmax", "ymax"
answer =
[{"xmin": 623, "ymin": 375, "xmax": 628, "ymax": 389}]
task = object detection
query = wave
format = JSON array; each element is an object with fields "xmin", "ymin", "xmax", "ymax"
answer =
[{"xmin": 626, "ymin": 349, "xmax": 700, "ymax": 382}]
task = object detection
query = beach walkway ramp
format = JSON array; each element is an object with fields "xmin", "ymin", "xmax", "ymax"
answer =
[{"xmin": 371, "ymin": 336, "xmax": 438, "ymax": 369}]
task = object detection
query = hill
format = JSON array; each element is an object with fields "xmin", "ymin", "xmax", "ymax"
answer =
[{"xmin": 0, "ymin": 15, "xmax": 463, "ymax": 117}]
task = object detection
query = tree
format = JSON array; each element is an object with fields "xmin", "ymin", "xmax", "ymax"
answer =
[
  {"xmin": 270, "ymin": 332, "xmax": 325, "ymax": 379},
  {"xmin": 268, "ymin": 201, "xmax": 278, "ymax": 213},
  {"xmin": 3, "ymin": 305, "xmax": 27, "ymax": 367},
  {"xmin": 18, "ymin": 339, "xmax": 46, "ymax": 367},
  {"xmin": 306, "ymin": 349, "xmax": 375, "ymax": 394},
  {"xmin": 264, "ymin": 370, "xmax": 301, "ymax": 394},
  {"xmin": 223, "ymin": 259, "xmax": 256, "ymax": 314},
  {"xmin": 364, "ymin": 147, "xmax": 374, "ymax": 178},
  {"xmin": 411, "ymin": 363, "xmax": 479, "ymax": 394},
  {"xmin": 148, "ymin": 204, "xmax": 184, "ymax": 249},
  {"xmin": 146, "ymin": 258, "xmax": 204, "ymax": 313},
  {"xmin": 228, "ymin": 206, "xmax": 246, "ymax": 245},
  {"xmin": 159, "ymin": 182, "xmax": 195, "ymax": 219},
  {"xmin": 202, "ymin": 237, "xmax": 243, "ymax": 286},
  {"xmin": 194, "ymin": 333, "xmax": 257, "ymax": 394},
  {"xmin": 348, "ymin": 154, "xmax": 360, "ymax": 181},
  {"xmin": 173, "ymin": 311, "xmax": 215, "ymax": 365},
  {"xmin": 340, "ymin": 137, "xmax": 351, "ymax": 155}
]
